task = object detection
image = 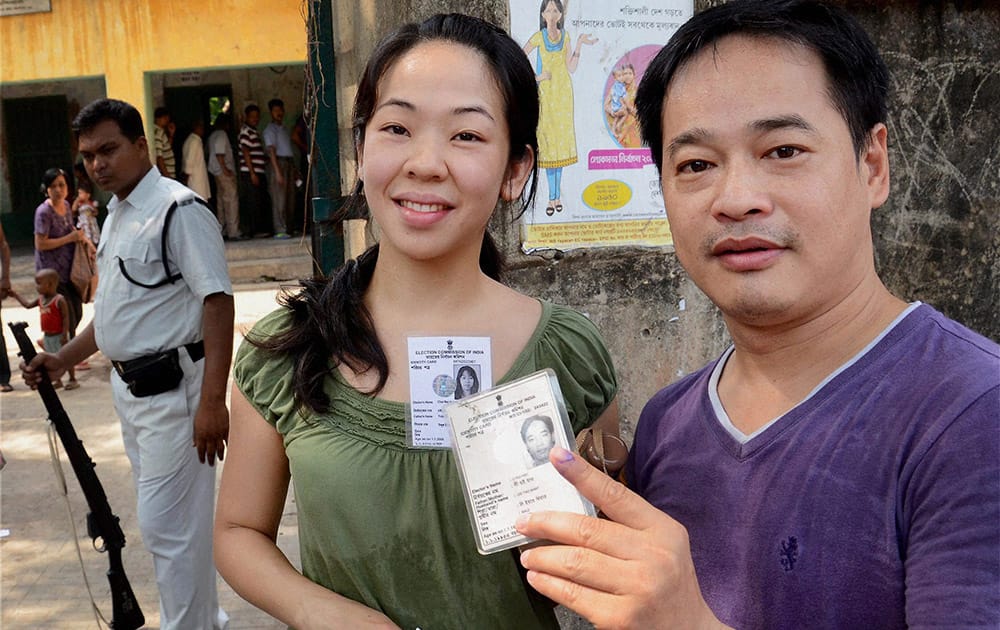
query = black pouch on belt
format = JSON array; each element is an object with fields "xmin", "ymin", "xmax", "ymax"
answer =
[{"xmin": 114, "ymin": 348, "xmax": 184, "ymax": 398}]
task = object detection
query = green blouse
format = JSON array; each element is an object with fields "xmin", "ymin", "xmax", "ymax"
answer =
[{"xmin": 234, "ymin": 300, "xmax": 618, "ymax": 629}]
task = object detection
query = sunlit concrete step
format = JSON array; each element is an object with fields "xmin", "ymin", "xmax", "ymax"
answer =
[
  {"xmin": 5, "ymin": 238, "xmax": 316, "ymax": 299},
  {"xmin": 227, "ymin": 254, "xmax": 313, "ymax": 285}
]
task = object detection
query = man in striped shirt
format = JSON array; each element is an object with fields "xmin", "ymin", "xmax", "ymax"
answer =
[
  {"xmin": 238, "ymin": 104, "xmax": 271, "ymax": 237},
  {"xmin": 153, "ymin": 107, "xmax": 175, "ymax": 179}
]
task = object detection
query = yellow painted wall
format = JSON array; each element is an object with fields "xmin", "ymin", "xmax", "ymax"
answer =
[{"xmin": 0, "ymin": 0, "xmax": 306, "ymax": 132}]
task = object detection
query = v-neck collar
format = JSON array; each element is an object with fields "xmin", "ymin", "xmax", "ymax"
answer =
[{"xmin": 705, "ymin": 302, "xmax": 923, "ymax": 459}]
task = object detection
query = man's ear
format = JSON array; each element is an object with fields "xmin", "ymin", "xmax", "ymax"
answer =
[
  {"xmin": 501, "ymin": 146, "xmax": 535, "ymax": 202},
  {"xmin": 136, "ymin": 136, "xmax": 148, "ymax": 153},
  {"xmin": 864, "ymin": 123, "xmax": 890, "ymax": 210}
]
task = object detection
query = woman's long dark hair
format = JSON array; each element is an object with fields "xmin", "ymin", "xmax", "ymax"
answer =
[{"xmin": 250, "ymin": 13, "xmax": 540, "ymax": 414}]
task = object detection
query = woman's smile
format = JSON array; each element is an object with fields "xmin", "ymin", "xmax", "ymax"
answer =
[{"xmin": 397, "ymin": 199, "xmax": 450, "ymax": 214}]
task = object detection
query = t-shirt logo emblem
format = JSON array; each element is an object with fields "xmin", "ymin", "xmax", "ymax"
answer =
[{"xmin": 780, "ymin": 536, "xmax": 798, "ymax": 571}]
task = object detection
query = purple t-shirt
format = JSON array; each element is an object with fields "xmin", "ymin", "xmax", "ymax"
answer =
[
  {"xmin": 34, "ymin": 199, "xmax": 75, "ymax": 283},
  {"xmin": 627, "ymin": 305, "xmax": 999, "ymax": 629}
]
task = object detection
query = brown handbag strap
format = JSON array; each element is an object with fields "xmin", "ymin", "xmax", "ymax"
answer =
[{"xmin": 576, "ymin": 427, "xmax": 609, "ymax": 475}]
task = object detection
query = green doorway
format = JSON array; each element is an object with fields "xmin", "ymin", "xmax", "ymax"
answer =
[
  {"xmin": 2, "ymin": 95, "xmax": 74, "ymax": 245},
  {"xmin": 165, "ymin": 84, "xmax": 234, "ymax": 159}
]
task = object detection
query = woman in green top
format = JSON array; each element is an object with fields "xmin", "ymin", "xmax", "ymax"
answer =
[{"xmin": 215, "ymin": 13, "xmax": 619, "ymax": 630}]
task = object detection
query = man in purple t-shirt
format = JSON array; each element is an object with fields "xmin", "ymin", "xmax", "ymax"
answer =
[{"xmin": 515, "ymin": 2, "xmax": 999, "ymax": 628}]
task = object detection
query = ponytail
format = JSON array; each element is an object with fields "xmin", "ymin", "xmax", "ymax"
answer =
[{"xmin": 247, "ymin": 244, "xmax": 383, "ymax": 413}]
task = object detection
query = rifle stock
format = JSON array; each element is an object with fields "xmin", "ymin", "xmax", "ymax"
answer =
[{"xmin": 9, "ymin": 321, "xmax": 145, "ymax": 630}]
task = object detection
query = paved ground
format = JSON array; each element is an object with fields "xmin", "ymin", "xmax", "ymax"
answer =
[{"xmin": 0, "ymin": 283, "xmax": 301, "ymax": 629}]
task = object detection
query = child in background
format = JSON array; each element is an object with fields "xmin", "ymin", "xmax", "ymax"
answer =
[
  {"xmin": 73, "ymin": 180, "xmax": 101, "ymax": 248},
  {"xmin": 10, "ymin": 268, "xmax": 79, "ymax": 390}
]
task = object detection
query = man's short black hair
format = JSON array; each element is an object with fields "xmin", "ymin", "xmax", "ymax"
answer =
[
  {"xmin": 73, "ymin": 98, "xmax": 145, "ymax": 142},
  {"xmin": 153, "ymin": 106, "xmax": 170, "ymax": 120},
  {"xmin": 245, "ymin": 104, "xmax": 260, "ymax": 116},
  {"xmin": 268, "ymin": 98, "xmax": 284, "ymax": 111},
  {"xmin": 636, "ymin": 0, "xmax": 889, "ymax": 174},
  {"xmin": 520, "ymin": 415, "xmax": 554, "ymax": 442}
]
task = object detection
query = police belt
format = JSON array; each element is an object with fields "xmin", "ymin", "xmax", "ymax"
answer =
[{"xmin": 111, "ymin": 341, "xmax": 205, "ymax": 378}]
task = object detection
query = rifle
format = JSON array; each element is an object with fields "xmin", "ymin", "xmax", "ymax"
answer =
[{"xmin": 8, "ymin": 321, "xmax": 145, "ymax": 630}]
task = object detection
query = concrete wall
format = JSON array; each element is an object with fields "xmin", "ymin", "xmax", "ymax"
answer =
[
  {"xmin": 327, "ymin": 0, "xmax": 997, "ymax": 441},
  {"xmin": 0, "ymin": 0, "xmax": 306, "ymax": 115},
  {"xmin": 857, "ymin": 1, "xmax": 999, "ymax": 349}
]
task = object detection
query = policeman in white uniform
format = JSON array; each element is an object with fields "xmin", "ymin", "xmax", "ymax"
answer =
[{"xmin": 24, "ymin": 98, "xmax": 233, "ymax": 630}]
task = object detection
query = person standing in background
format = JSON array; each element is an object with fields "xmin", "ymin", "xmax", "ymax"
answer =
[
  {"xmin": 238, "ymin": 105, "xmax": 270, "ymax": 238},
  {"xmin": 0, "ymin": 221, "xmax": 12, "ymax": 393},
  {"xmin": 290, "ymin": 112, "xmax": 310, "ymax": 173},
  {"xmin": 9, "ymin": 268, "xmax": 79, "ymax": 390},
  {"xmin": 208, "ymin": 114, "xmax": 242, "ymax": 240},
  {"xmin": 262, "ymin": 99, "xmax": 295, "ymax": 239},
  {"xmin": 290, "ymin": 112, "xmax": 311, "ymax": 235},
  {"xmin": 73, "ymin": 180, "xmax": 101, "ymax": 248},
  {"xmin": 23, "ymin": 98, "xmax": 233, "ymax": 630},
  {"xmin": 153, "ymin": 107, "xmax": 176, "ymax": 179},
  {"xmin": 182, "ymin": 119, "xmax": 212, "ymax": 202},
  {"xmin": 33, "ymin": 168, "xmax": 83, "ymax": 381}
]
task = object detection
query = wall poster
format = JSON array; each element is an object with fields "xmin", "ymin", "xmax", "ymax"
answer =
[
  {"xmin": 510, "ymin": 1, "xmax": 693, "ymax": 251},
  {"xmin": 0, "ymin": 0, "xmax": 51, "ymax": 17}
]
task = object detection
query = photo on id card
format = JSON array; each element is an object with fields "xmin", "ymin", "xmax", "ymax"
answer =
[{"xmin": 445, "ymin": 369, "xmax": 595, "ymax": 554}]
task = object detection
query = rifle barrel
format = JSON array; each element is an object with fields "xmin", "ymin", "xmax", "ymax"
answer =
[{"xmin": 8, "ymin": 321, "xmax": 145, "ymax": 630}]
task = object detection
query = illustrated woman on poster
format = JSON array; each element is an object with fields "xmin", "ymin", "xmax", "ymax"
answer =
[{"xmin": 523, "ymin": 0, "xmax": 596, "ymax": 216}]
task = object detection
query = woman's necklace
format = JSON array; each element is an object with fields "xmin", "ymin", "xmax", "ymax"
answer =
[{"xmin": 50, "ymin": 199, "xmax": 71, "ymax": 229}]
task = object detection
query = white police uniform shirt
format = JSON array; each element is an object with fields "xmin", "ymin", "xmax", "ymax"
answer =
[
  {"xmin": 95, "ymin": 166, "xmax": 233, "ymax": 629},
  {"xmin": 94, "ymin": 167, "xmax": 231, "ymax": 361}
]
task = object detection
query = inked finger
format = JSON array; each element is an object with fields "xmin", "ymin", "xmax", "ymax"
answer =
[{"xmin": 549, "ymin": 446, "xmax": 668, "ymax": 531}]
